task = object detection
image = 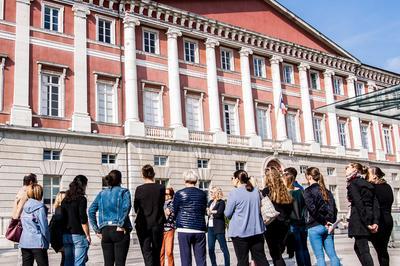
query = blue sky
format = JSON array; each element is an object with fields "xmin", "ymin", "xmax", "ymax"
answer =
[{"xmin": 277, "ymin": 0, "xmax": 400, "ymax": 74}]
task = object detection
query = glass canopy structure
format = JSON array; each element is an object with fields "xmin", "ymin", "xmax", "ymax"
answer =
[{"xmin": 316, "ymin": 85, "xmax": 400, "ymax": 124}]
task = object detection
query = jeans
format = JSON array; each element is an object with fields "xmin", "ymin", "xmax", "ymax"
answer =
[
  {"xmin": 161, "ymin": 230, "xmax": 175, "ymax": 266},
  {"xmin": 178, "ymin": 232, "xmax": 206, "ymax": 266},
  {"xmin": 264, "ymin": 221, "xmax": 289, "ymax": 266},
  {"xmin": 101, "ymin": 226, "xmax": 130, "ymax": 266},
  {"xmin": 207, "ymin": 227, "xmax": 230, "ymax": 266},
  {"xmin": 308, "ymin": 225, "xmax": 340, "ymax": 266},
  {"xmin": 21, "ymin": 248, "xmax": 49, "ymax": 266},
  {"xmin": 137, "ymin": 226, "xmax": 163, "ymax": 266},
  {"xmin": 231, "ymin": 234, "xmax": 269, "ymax": 266},
  {"xmin": 290, "ymin": 225, "xmax": 311, "ymax": 266},
  {"xmin": 63, "ymin": 234, "xmax": 89, "ymax": 266},
  {"xmin": 354, "ymin": 237, "xmax": 374, "ymax": 266}
]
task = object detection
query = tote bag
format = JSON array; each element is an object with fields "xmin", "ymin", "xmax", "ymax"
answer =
[
  {"xmin": 260, "ymin": 192, "xmax": 280, "ymax": 225},
  {"xmin": 5, "ymin": 218, "xmax": 23, "ymax": 243}
]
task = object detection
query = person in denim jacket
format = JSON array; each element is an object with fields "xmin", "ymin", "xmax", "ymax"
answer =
[
  {"xmin": 89, "ymin": 170, "xmax": 132, "ymax": 266},
  {"xmin": 19, "ymin": 184, "xmax": 50, "ymax": 266}
]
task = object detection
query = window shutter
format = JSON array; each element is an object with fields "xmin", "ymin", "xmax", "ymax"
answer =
[
  {"xmin": 41, "ymin": 75, "xmax": 49, "ymax": 115},
  {"xmin": 97, "ymin": 83, "xmax": 106, "ymax": 122}
]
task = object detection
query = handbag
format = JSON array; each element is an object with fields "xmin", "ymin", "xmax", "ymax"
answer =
[
  {"xmin": 260, "ymin": 191, "xmax": 280, "ymax": 225},
  {"xmin": 5, "ymin": 218, "xmax": 23, "ymax": 242}
]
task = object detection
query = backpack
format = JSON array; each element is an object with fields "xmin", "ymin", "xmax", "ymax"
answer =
[{"xmin": 259, "ymin": 191, "xmax": 280, "ymax": 225}]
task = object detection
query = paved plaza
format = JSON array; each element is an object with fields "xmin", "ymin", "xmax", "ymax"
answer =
[{"xmin": 0, "ymin": 234, "xmax": 399, "ymax": 265}]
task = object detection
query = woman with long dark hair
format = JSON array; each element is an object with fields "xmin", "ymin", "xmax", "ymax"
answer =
[
  {"xmin": 346, "ymin": 162, "xmax": 379, "ymax": 266},
  {"xmin": 89, "ymin": 170, "xmax": 132, "ymax": 266},
  {"xmin": 263, "ymin": 167, "xmax": 293, "ymax": 266},
  {"xmin": 61, "ymin": 175, "xmax": 90, "ymax": 266},
  {"xmin": 304, "ymin": 167, "xmax": 339, "ymax": 266},
  {"xmin": 366, "ymin": 166, "xmax": 393, "ymax": 266},
  {"xmin": 225, "ymin": 170, "xmax": 269, "ymax": 266}
]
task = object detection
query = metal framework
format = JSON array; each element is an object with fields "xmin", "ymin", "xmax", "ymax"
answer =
[{"xmin": 316, "ymin": 85, "xmax": 400, "ymax": 124}]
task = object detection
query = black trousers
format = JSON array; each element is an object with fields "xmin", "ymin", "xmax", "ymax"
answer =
[
  {"xmin": 137, "ymin": 226, "xmax": 163, "ymax": 266},
  {"xmin": 354, "ymin": 237, "xmax": 374, "ymax": 266},
  {"xmin": 21, "ymin": 248, "xmax": 49, "ymax": 266},
  {"xmin": 101, "ymin": 226, "xmax": 131, "ymax": 266},
  {"xmin": 371, "ymin": 230, "xmax": 391, "ymax": 266},
  {"xmin": 264, "ymin": 221, "xmax": 290, "ymax": 266},
  {"xmin": 231, "ymin": 234, "xmax": 269, "ymax": 266}
]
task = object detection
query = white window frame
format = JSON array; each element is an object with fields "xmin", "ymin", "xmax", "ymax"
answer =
[
  {"xmin": 43, "ymin": 149, "xmax": 61, "ymax": 161},
  {"xmin": 197, "ymin": 159, "xmax": 209, "ymax": 169},
  {"xmin": 220, "ymin": 47, "xmax": 234, "ymax": 71},
  {"xmin": 235, "ymin": 161, "xmax": 246, "ymax": 171},
  {"xmin": 38, "ymin": 63, "xmax": 66, "ymax": 118},
  {"xmin": 300, "ymin": 165, "xmax": 308, "ymax": 174},
  {"xmin": 154, "ymin": 155, "xmax": 168, "ymax": 167},
  {"xmin": 338, "ymin": 119, "xmax": 350, "ymax": 148},
  {"xmin": 327, "ymin": 167, "xmax": 336, "ymax": 176},
  {"xmin": 253, "ymin": 55, "xmax": 266, "ymax": 78},
  {"xmin": 223, "ymin": 99, "xmax": 240, "ymax": 135},
  {"xmin": 95, "ymin": 74, "xmax": 119, "ymax": 124},
  {"xmin": 309, "ymin": 70, "xmax": 320, "ymax": 90},
  {"xmin": 328, "ymin": 184, "xmax": 340, "ymax": 210},
  {"xmin": 360, "ymin": 122, "xmax": 373, "ymax": 152},
  {"xmin": 101, "ymin": 153, "xmax": 117, "ymax": 164},
  {"xmin": 0, "ymin": 0, "xmax": 4, "ymax": 20},
  {"xmin": 256, "ymin": 103, "xmax": 272, "ymax": 140},
  {"xmin": 382, "ymin": 126, "xmax": 393, "ymax": 155},
  {"xmin": 313, "ymin": 116, "xmax": 326, "ymax": 145},
  {"xmin": 95, "ymin": 14, "xmax": 115, "ymax": 45},
  {"xmin": 183, "ymin": 38, "xmax": 199, "ymax": 64},
  {"xmin": 333, "ymin": 76, "xmax": 344, "ymax": 95},
  {"xmin": 184, "ymin": 91, "xmax": 204, "ymax": 131},
  {"xmin": 142, "ymin": 27, "xmax": 160, "ymax": 55},
  {"xmin": 355, "ymin": 82, "xmax": 365, "ymax": 96},
  {"xmin": 43, "ymin": 175, "xmax": 61, "ymax": 213},
  {"xmin": 0, "ymin": 56, "xmax": 5, "ymax": 112},
  {"xmin": 155, "ymin": 178, "xmax": 169, "ymax": 187},
  {"xmin": 142, "ymin": 86, "xmax": 164, "ymax": 127},
  {"xmin": 286, "ymin": 110, "xmax": 301, "ymax": 143},
  {"xmin": 198, "ymin": 180, "xmax": 211, "ymax": 195},
  {"xmin": 41, "ymin": 1, "xmax": 64, "ymax": 33},
  {"xmin": 283, "ymin": 63, "xmax": 294, "ymax": 84}
]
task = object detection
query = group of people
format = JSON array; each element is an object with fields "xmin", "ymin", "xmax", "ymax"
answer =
[{"xmin": 10, "ymin": 161, "xmax": 393, "ymax": 266}]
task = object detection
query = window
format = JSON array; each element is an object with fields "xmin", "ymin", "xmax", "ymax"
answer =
[
  {"xmin": 221, "ymin": 48, "xmax": 234, "ymax": 71},
  {"xmin": 42, "ymin": 4, "xmax": 62, "ymax": 33},
  {"xmin": 197, "ymin": 159, "xmax": 209, "ymax": 169},
  {"xmin": 224, "ymin": 103, "xmax": 238, "ymax": 135},
  {"xmin": 43, "ymin": 175, "xmax": 60, "ymax": 213},
  {"xmin": 333, "ymin": 76, "xmax": 344, "ymax": 95},
  {"xmin": 310, "ymin": 71, "xmax": 320, "ymax": 90},
  {"xmin": 313, "ymin": 117, "xmax": 323, "ymax": 144},
  {"xmin": 329, "ymin": 185, "xmax": 339, "ymax": 208},
  {"xmin": 392, "ymin": 173, "xmax": 398, "ymax": 182},
  {"xmin": 356, "ymin": 82, "xmax": 364, "ymax": 96},
  {"xmin": 199, "ymin": 180, "xmax": 211, "ymax": 196},
  {"xmin": 327, "ymin": 167, "xmax": 336, "ymax": 176},
  {"xmin": 154, "ymin": 155, "xmax": 168, "ymax": 166},
  {"xmin": 102, "ymin": 153, "xmax": 116, "ymax": 164},
  {"xmin": 300, "ymin": 165, "xmax": 308, "ymax": 174},
  {"xmin": 0, "ymin": 0, "xmax": 4, "ymax": 20},
  {"xmin": 97, "ymin": 17, "xmax": 114, "ymax": 44},
  {"xmin": 253, "ymin": 56, "xmax": 266, "ymax": 78},
  {"xmin": 394, "ymin": 188, "xmax": 400, "ymax": 207},
  {"xmin": 40, "ymin": 73, "xmax": 62, "ymax": 117},
  {"xmin": 184, "ymin": 39, "xmax": 199, "ymax": 63},
  {"xmin": 338, "ymin": 121, "xmax": 347, "ymax": 147},
  {"xmin": 143, "ymin": 29, "xmax": 159, "ymax": 54},
  {"xmin": 43, "ymin": 149, "xmax": 61, "ymax": 161},
  {"xmin": 383, "ymin": 127, "xmax": 393, "ymax": 154},
  {"xmin": 257, "ymin": 108, "xmax": 271, "ymax": 140},
  {"xmin": 185, "ymin": 96, "xmax": 202, "ymax": 131},
  {"xmin": 235, "ymin": 161, "xmax": 246, "ymax": 171},
  {"xmin": 155, "ymin": 178, "xmax": 169, "ymax": 187},
  {"xmin": 143, "ymin": 90, "xmax": 162, "ymax": 126},
  {"xmin": 97, "ymin": 82, "xmax": 116, "ymax": 123},
  {"xmin": 283, "ymin": 64, "xmax": 294, "ymax": 84},
  {"xmin": 361, "ymin": 124, "xmax": 370, "ymax": 150},
  {"xmin": 286, "ymin": 113, "xmax": 298, "ymax": 142}
]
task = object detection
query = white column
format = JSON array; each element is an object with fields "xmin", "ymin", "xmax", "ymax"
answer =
[
  {"xmin": 71, "ymin": 3, "xmax": 91, "ymax": 132},
  {"xmin": 205, "ymin": 38, "xmax": 227, "ymax": 144},
  {"xmin": 324, "ymin": 70, "xmax": 340, "ymax": 147},
  {"xmin": 298, "ymin": 63, "xmax": 314, "ymax": 143},
  {"xmin": 347, "ymin": 76, "xmax": 363, "ymax": 151},
  {"xmin": 368, "ymin": 81, "xmax": 386, "ymax": 160},
  {"xmin": 270, "ymin": 55, "xmax": 287, "ymax": 141},
  {"xmin": 10, "ymin": 0, "xmax": 32, "ymax": 127},
  {"xmin": 123, "ymin": 14, "xmax": 145, "ymax": 136},
  {"xmin": 239, "ymin": 48, "xmax": 261, "ymax": 147},
  {"xmin": 392, "ymin": 124, "xmax": 400, "ymax": 162}
]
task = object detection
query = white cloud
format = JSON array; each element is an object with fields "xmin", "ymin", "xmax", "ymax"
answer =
[{"xmin": 385, "ymin": 56, "xmax": 400, "ymax": 74}]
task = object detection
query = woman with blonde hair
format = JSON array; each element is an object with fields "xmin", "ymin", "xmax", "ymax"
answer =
[
  {"xmin": 50, "ymin": 191, "xmax": 66, "ymax": 265},
  {"xmin": 207, "ymin": 186, "xmax": 230, "ymax": 266},
  {"xmin": 262, "ymin": 167, "xmax": 293, "ymax": 266}
]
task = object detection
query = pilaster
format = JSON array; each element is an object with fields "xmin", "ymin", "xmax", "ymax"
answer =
[
  {"xmin": 270, "ymin": 55, "xmax": 287, "ymax": 141},
  {"xmin": 298, "ymin": 62, "xmax": 315, "ymax": 144},
  {"xmin": 324, "ymin": 70, "xmax": 340, "ymax": 147}
]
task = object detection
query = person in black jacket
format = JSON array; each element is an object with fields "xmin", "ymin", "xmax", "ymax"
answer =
[
  {"xmin": 263, "ymin": 167, "xmax": 293, "ymax": 266},
  {"xmin": 134, "ymin": 164, "xmax": 166, "ymax": 266},
  {"xmin": 346, "ymin": 162, "xmax": 379, "ymax": 266},
  {"xmin": 366, "ymin": 166, "xmax": 393, "ymax": 266},
  {"xmin": 49, "ymin": 191, "xmax": 66, "ymax": 266},
  {"xmin": 304, "ymin": 167, "xmax": 340, "ymax": 266},
  {"xmin": 207, "ymin": 186, "xmax": 230, "ymax": 266}
]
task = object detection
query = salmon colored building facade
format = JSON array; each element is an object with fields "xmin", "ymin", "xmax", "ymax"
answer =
[{"xmin": 0, "ymin": 0, "xmax": 400, "ymax": 226}]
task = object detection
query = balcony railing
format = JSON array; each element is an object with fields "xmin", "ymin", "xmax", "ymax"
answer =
[
  {"xmin": 262, "ymin": 139, "xmax": 282, "ymax": 150},
  {"xmin": 346, "ymin": 148, "xmax": 361, "ymax": 158},
  {"xmin": 189, "ymin": 130, "xmax": 213, "ymax": 143},
  {"xmin": 293, "ymin": 142, "xmax": 311, "ymax": 153},
  {"xmin": 228, "ymin": 135, "xmax": 250, "ymax": 146},
  {"xmin": 321, "ymin": 145, "xmax": 337, "ymax": 155},
  {"xmin": 145, "ymin": 125, "xmax": 173, "ymax": 139}
]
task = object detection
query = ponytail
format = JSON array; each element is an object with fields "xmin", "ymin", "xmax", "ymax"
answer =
[
  {"xmin": 235, "ymin": 170, "xmax": 254, "ymax": 192},
  {"xmin": 306, "ymin": 167, "xmax": 329, "ymax": 202}
]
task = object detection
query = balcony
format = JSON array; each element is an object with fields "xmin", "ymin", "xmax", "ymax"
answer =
[
  {"xmin": 189, "ymin": 130, "xmax": 213, "ymax": 143},
  {"xmin": 145, "ymin": 125, "xmax": 173, "ymax": 139},
  {"xmin": 227, "ymin": 135, "xmax": 250, "ymax": 146}
]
